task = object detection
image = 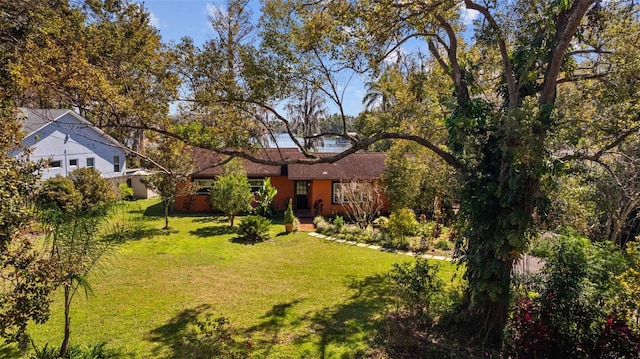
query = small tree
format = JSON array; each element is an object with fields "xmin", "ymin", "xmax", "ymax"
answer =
[
  {"xmin": 335, "ymin": 180, "xmax": 384, "ymax": 229},
  {"xmin": 145, "ymin": 136, "xmax": 196, "ymax": 230},
  {"xmin": 36, "ymin": 171, "xmax": 118, "ymax": 357},
  {"xmin": 209, "ymin": 171, "xmax": 253, "ymax": 227}
]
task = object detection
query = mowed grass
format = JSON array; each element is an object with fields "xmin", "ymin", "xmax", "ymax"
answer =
[{"xmin": 22, "ymin": 199, "xmax": 459, "ymax": 358}]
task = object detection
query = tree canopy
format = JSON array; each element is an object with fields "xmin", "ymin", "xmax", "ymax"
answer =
[{"xmin": 2, "ymin": 0, "xmax": 640, "ymax": 349}]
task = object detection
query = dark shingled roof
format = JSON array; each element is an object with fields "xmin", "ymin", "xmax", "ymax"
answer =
[
  {"xmin": 288, "ymin": 153, "xmax": 387, "ymax": 180},
  {"xmin": 18, "ymin": 108, "xmax": 71, "ymax": 135},
  {"xmin": 191, "ymin": 148, "xmax": 304, "ymax": 178},
  {"xmin": 190, "ymin": 148, "xmax": 387, "ymax": 180}
]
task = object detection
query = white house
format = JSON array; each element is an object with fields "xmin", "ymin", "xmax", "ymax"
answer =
[{"xmin": 11, "ymin": 108, "xmax": 127, "ymax": 179}]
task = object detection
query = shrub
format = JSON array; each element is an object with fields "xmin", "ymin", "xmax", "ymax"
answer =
[
  {"xmin": 505, "ymin": 232, "xmax": 640, "ymax": 358},
  {"xmin": 118, "ymin": 182, "xmax": 134, "ymax": 200},
  {"xmin": 387, "ymin": 208, "xmax": 419, "ymax": 239},
  {"xmin": 333, "ymin": 215, "xmax": 345, "ymax": 229},
  {"xmin": 313, "ymin": 216, "xmax": 337, "ymax": 235},
  {"xmin": 435, "ymin": 239, "xmax": 453, "ymax": 251},
  {"xmin": 388, "ymin": 258, "xmax": 447, "ymax": 327},
  {"xmin": 237, "ymin": 215, "xmax": 271, "ymax": 243},
  {"xmin": 373, "ymin": 216, "xmax": 389, "ymax": 229},
  {"xmin": 283, "ymin": 199, "xmax": 295, "ymax": 225}
]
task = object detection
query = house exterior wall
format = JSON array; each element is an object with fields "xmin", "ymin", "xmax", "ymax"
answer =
[
  {"xmin": 14, "ymin": 113, "xmax": 126, "ymax": 179},
  {"xmin": 175, "ymin": 193, "xmax": 212, "ymax": 212},
  {"xmin": 270, "ymin": 176, "xmax": 295, "ymax": 211},
  {"xmin": 309, "ymin": 179, "xmax": 391, "ymax": 217}
]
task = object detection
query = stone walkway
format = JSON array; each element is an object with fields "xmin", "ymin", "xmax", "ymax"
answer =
[{"xmin": 307, "ymin": 232, "xmax": 453, "ymax": 262}]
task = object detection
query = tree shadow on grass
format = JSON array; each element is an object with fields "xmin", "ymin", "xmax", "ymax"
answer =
[
  {"xmin": 143, "ymin": 201, "xmax": 165, "ymax": 217},
  {"xmin": 243, "ymin": 299, "xmax": 305, "ymax": 357},
  {"xmin": 0, "ymin": 341, "xmax": 21, "ymax": 358},
  {"xmin": 299, "ymin": 274, "xmax": 394, "ymax": 358},
  {"xmin": 192, "ymin": 215, "xmax": 227, "ymax": 224},
  {"xmin": 190, "ymin": 226, "xmax": 236, "ymax": 238},
  {"xmin": 147, "ymin": 304, "xmax": 211, "ymax": 357}
]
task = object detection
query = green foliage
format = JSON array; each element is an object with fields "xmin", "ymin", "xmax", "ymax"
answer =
[
  {"xmin": 372, "ymin": 216, "xmax": 389, "ymax": 230},
  {"xmin": 237, "ymin": 215, "xmax": 272, "ymax": 243},
  {"xmin": 36, "ymin": 169, "xmax": 121, "ymax": 356},
  {"xmin": 144, "ymin": 136, "xmax": 196, "ymax": 229},
  {"xmin": 68, "ymin": 168, "xmax": 116, "ymax": 214},
  {"xmin": 117, "ymin": 183, "xmax": 134, "ymax": 200},
  {"xmin": 388, "ymin": 258, "xmax": 447, "ymax": 327},
  {"xmin": 0, "ymin": 106, "xmax": 56, "ymax": 343},
  {"xmin": 174, "ymin": 314, "xmax": 249, "ymax": 359},
  {"xmin": 616, "ymin": 240, "xmax": 640, "ymax": 329},
  {"xmin": 313, "ymin": 216, "xmax": 336, "ymax": 235},
  {"xmin": 253, "ymin": 178, "xmax": 277, "ymax": 218},
  {"xmin": 506, "ymin": 233, "xmax": 639, "ymax": 357},
  {"xmin": 209, "ymin": 168, "xmax": 253, "ymax": 227},
  {"xmin": 333, "ymin": 215, "xmax": 344, "ymax": 229},
  {"xmin": 386, "ymin": 208, "xmax": 419, "ymax": 239},
  {"xmin": 29, "ymin": 341, "xmax": 116, "ymax": 359},
  {"xmin": 382, "ymin": 142, "xmax": 455, "ymax": 214},
  {"xmin": 283, "ymin": 199, "xmax": 295, "ymax": 225},
  {"xmin": 435, "ymin": 239, "xmax": 453, "ymax": 251},
  {"xmin": 37, "ymin": 176, "xmax": 83, "ymax": 216}
]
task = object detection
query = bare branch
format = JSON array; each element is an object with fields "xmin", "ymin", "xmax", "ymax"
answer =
[{"xmin": 464, "ymin": 0, "xmax": 517, "ymax": 108}]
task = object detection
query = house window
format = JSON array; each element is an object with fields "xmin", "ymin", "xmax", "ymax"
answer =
[
  {"xmin": 49, "ymin": 160, "xmax": 62, "ymax": 168},
  {"xmin": 248, "ymin": 178, "xmax": 265, "ymax": 193},
  {"xmin": 69, "ymin": 159, "xmax": 78, "ymax": 167},
  {"xmin": 86, "ymin": 157, "xmax": 94, "ymax": 168},
  {"xmin": 332, "ymin": 182, "xmax": 368, "ymax": 204},
  {"xmin": 194, "ymin": 179, "xmax": 215, "ymax": 195},
  {"xmin": 113, "ymin": 155, "xmax": 120, "ymax": 173}
]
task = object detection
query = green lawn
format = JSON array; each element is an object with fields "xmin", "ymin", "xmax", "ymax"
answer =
[{"xmin": 17, "ymin": 199, "xmax": 458, "ymax": 358}]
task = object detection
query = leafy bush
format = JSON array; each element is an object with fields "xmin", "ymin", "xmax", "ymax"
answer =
[
  {"xmin": 435, "ymin": 239, "xmax": 453, "ymax": 251},
  {"xmin": 313, "ymin": 216, "xmax": 337, "ymax": 235},
  {"xmin": 237, "ymin": 215, "xmax": 271, "ymax": 243},
  {"xmin": 118, "ymin": 183, "xmax": 134, "ymax": 200},
  {"xmin": 333, "ymin": 215, "xmax": 345, "ymax": 229},
  {"xmin": 373, "ymin": 216, "xmax": 389, "ymax": 229},
  {"xmin": 388, "ymin": 258, "xmax": 448, "ymax": 328},
  {"xmin": 387, "ymin": 208, "xmax": 419, "ymax": 239},
  {"xmin": 505, "ymin": 233, "xmax": 640, "ymax": 358},
  {"xmin": 173, "ymin": 314, "xmax": 249, "ymax": 359}
]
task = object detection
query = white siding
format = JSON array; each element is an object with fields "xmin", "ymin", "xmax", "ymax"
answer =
[{"xmin": 15, "ymin": 113, "xmax": 126, "ymax": 179}]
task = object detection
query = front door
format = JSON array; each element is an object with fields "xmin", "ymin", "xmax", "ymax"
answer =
[{"xmin": 295, "ymin": 181, "xmax": 309, "ymax": 210}]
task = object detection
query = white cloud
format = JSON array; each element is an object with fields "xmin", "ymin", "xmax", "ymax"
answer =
[
  {"xmin": 149, "ymin": 11, "xmax": 160, "ymax": 29},
  {"xmin": 384, "ymin": 47, "xmax": 406, "ymax": 65},
  {"xmin": 206, "ymin": 3, "xmax": 226, "ymax": 18},
  {"xmin": 461, "ymin": 7, "xmax": 479, "ymax": 25}
]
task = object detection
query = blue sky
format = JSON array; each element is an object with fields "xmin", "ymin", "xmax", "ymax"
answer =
[
  {"xmin": 134, "ymin": 0, "xmax": 367, "ymax": 116},
  {"xmin": 133, "ymin": 1, "xmax": 478, "ymax": 117}
]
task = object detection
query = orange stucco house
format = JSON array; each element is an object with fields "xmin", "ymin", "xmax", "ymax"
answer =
[{"xmin": 175, "ymin": 148, "xmax": 389, "ymax": 217}]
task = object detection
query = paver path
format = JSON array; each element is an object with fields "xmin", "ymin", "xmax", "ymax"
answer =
[{"xmin": 306, "ymin": 231, "xmax": 545, "ymax": 272}]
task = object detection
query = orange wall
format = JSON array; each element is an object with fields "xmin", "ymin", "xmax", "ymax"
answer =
[
  {"xmin": 270, "ymin": 176, "xmax": 294, "ymax": 210},
  {"xmin": 309, "ymin": 179, "xmax": 390, "ymax": 217},
  {"xmin": 175, "ymin": 176, "xmax": 390, "ymax": 216},
  {"xmin": 175, "ymin": 193, "xmax": 212, "ymax": 212}
]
